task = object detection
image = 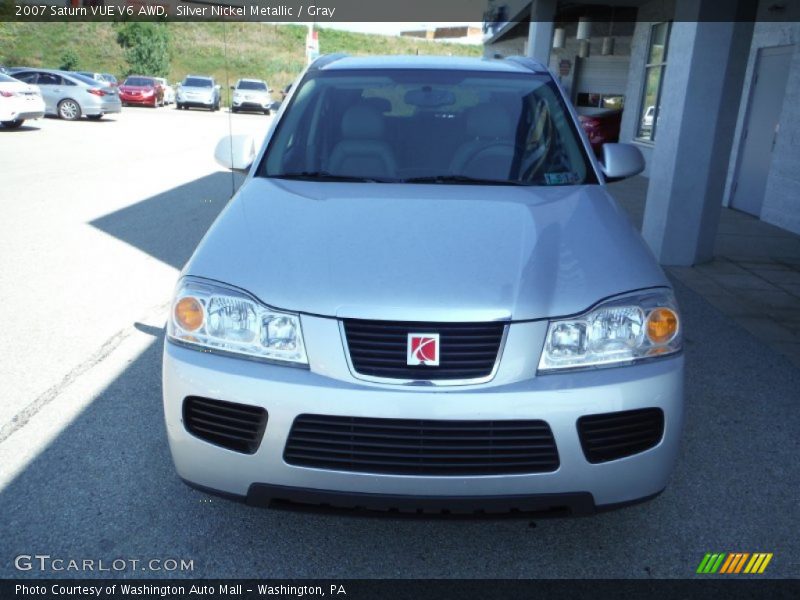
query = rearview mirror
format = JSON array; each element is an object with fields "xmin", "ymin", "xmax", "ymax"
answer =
[
  {"xmin": 600, "ymin": 143, "xmax": 645, "ymax": 182},
  {"xmin": 214, "ymin": 135, "xmax": 255, "ymax": 172}
]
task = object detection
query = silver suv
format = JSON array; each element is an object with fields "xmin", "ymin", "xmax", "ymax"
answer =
[
  {"xmin": 163, "ymin": 55, "xmax": 683, "ymax": 515},
  {"xmin": 176, "ymin": 75, "xmax": 220, "ymax": 111}
]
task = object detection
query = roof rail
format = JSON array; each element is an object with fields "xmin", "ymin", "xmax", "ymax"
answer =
[
  {"xmin": 308, "ymin": 53, "xmax": 349, "ymax": 71},
  {"xmin": 503, "ymin": 56, "xmax": 548, "ymax": 73}
]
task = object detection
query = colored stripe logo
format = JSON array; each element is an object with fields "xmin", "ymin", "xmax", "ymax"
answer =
[{"xmin": 696, "ymin": 553, "xmax": 773, "ymax": 574}]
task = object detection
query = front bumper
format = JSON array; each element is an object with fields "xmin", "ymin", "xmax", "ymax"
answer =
[
  {"xmin": 178, "ymin": 96, "xmax": 214, "ymax": 108},
  {"xmin": 163, "ymin": 316, "xmax": 684, "ymax": 513},
  {"xmin": 232, "ymin": 98, "xmax": 270, "ymax": 110},
  {"xmin": 120, "ymin": 94, "xmax": 156, "ymax": 106}
]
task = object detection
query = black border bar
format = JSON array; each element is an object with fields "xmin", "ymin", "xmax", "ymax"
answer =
[
  {"xmin": 3, "ymin": 579, "xmax": 800, "ymax": 600},
  {"xmin": 4, "ymin": 0, "xmax": 800, "ymax": 23}
]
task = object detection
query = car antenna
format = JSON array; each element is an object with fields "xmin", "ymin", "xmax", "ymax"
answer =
[{"xmin": 223, "ymin": 22, "xmax": 235, "ymax": 198}]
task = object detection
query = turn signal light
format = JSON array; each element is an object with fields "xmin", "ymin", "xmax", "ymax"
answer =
[
  {"xmin": 646, "ymin": 308, "xmax": 678, "ymax": 344},
  {"xmin": 174, "ymin": 296, "xmax": 204, "ymax": 331}
]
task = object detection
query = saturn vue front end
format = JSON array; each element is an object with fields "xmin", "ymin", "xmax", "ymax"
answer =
[{"xmin": 162, "ymin": 55, "xmax": 683, "ymax": 515}]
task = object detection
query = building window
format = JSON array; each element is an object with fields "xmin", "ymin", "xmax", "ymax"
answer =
[{"xmin": 636, "ymin": 22, "xmax": 671, "ymax": 142}]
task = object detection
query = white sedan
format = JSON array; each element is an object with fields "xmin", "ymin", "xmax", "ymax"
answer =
[{"xmin": 0, "ymin": 72, "xmax": 45, "ymax": 129}]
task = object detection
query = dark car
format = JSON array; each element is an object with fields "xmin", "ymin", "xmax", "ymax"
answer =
[
  {"xmin": 119, "ymin": 76, "xmax": 164, "ymax": 108},
  {"xmin": 578, "ymin": 108, "xmax": 623, "ymax": 156}
]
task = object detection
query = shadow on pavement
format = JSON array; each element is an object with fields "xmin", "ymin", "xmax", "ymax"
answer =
[
  {"xmin": 0, "ymin": 124, "xmax": 41, "ymax": 133},
  {"xmin": 89, "ymin": 171, "xmax": 240, "ymax": 270}
]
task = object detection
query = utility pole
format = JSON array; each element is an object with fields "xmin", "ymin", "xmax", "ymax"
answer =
[{"xmin": 306, "ymin": 22, "xmax": 319, "ymax": 65}]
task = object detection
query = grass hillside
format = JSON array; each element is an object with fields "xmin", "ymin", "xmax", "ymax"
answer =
[{"xmin": 0, "ymin": 22, "xmax": 481, "ymax": 96}]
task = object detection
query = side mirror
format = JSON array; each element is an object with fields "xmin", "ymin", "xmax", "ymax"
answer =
[
  {"xmin": 600, "ymin": 143, "xmax": 645, "ymax": 182},
  {"xmin": 230, "ymin": 85, "xmax": 235, "ymax": 90},
  {"xmin": 214, "ymin": 135, "xmax": 255, "ymax": 172},
  {"xmin": 268, "ymin": 88, "xmax": 273, "ymax": 93}
]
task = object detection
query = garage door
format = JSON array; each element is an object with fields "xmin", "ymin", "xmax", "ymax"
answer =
[{"xmin": 574, "ymin": 55, "xmax": 630, "ymax": 107}]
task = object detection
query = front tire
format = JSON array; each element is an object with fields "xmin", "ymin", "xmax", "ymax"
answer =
[
  {"xmin": 1, "ymin": 119, "xmax": 24, "ymax": 128},
  {"xmin": 58, "ymin": 99, "xmax": 81, "ymax": 121}
]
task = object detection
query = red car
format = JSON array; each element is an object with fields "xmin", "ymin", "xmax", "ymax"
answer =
[
  {"xmin": 578, "ymin": 108, "xmax": 623, "ymax": 157},
  {"xmin": 119, "ymin": 76, "xmax": 164, "ymax": 108}
]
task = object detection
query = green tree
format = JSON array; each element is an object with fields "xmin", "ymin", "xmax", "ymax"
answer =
[
  {"xmin": 59, "ymin": 49, "xmax": 79, "ymax": 71},
  {"xmin": 115, "ymin": 22, "xmax": 170, "ymax": 77}
]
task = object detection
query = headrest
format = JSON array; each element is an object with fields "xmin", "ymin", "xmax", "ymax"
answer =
[
  {"xmin": 466, "ymin": 104, "xmax": 514, "ymax": 139},
  {"xmin": 341, "ymin": 105, "xmax": 385, "ymax": 139}
]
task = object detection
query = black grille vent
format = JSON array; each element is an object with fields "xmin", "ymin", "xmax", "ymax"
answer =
[
  {"xmin": 578, "ymin": 408, "xmax": 664, "ymax": 464},
  {"xmin": 183, "ymin": 396, "xmax": 267, "ymax": 454},
  {"xmin": 284, "ymin": 414, "xmax": 559, "ymax": 476},
  {"xmin": 343, "ymin": 319, "xmax": 505, "ymax": 381}
]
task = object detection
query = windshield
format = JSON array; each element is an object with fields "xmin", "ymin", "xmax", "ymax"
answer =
[
  {"xmin": 238, "ymin": 80, "xmax": 267, "ymax": 91},
  {"xmin": 124, "ymin": 77, "xmax": 154, "ymax": 87},
  {"xmin": 184, "ymin": 77, "xmax": 212, "ymax": 88},
  {"xmin": 261, "ymin": 68, "xmax": 596, "ymax": 186}
]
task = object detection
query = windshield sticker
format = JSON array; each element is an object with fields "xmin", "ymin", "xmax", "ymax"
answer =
[{"xmin": 544, "ymin": 172, "xmax": 580, "ymax": 185}]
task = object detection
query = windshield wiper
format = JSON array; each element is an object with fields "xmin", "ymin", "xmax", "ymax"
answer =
[
  {"xmin": 401, "ymin": 175, "xmax": 530, "ymax": 186},
  {"xmin": 271, "ymin": 171, "xmax": 390, "ymax": 183}
]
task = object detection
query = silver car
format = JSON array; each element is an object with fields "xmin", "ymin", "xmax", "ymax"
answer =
[
  {"xmin": 176, "ymin": 75, "xmax": 220, "ymax": 111},
  {"xmin": 8, "ymin": 68, "xmax": 121, "ymax": 121},
  {"xmin": 231, "ymin": 78, "xmax": 272, "ymax": 114},
  {"xmin": 163, "ymin": 55, "xmax": 684, "ymax": 515}
]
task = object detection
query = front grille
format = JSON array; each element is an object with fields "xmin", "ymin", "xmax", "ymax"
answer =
[
  {"xmin": 343, "ymin": 319, "xmax": 505, "ymax": 381},
  {"xmin": 183, "ymin": 396, "xmax": 267, "ymax": 454},
  {"xmin": 284, "ymin": 414, "xmax": 559, "ymax": 476},
  {"xmin": 577, "ymin": 408, "xmax": 664, "ymax": 464}
]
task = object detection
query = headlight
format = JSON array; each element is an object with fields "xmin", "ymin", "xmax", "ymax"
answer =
[
  {"xmin": 538, "ymin": 289, "xmax": 680, "ymax": 372},
  {"xmin": 167, "ymin": 277, "xmax": 307, "ymax": 365}
]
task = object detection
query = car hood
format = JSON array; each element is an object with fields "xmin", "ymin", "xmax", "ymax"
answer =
[
  {"xmin": 120, "ymin": 85, "xmax": 153, "ymax": 92},
  {"xmin": 180, "ymin": 86, "xmax": 213, "ymax": 93},
  {"xmin": 185, "ymin": 179, "xmax": 668, "ymax": 321}
]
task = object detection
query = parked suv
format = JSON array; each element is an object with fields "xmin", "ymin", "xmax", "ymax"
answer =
[
  {"xmin": 163, "ymin": 55, "xmax": 683, "ymax": 515},
  {"xmin": 176, "ymin": 75, "xmax": 220, "ymax": 111},
  {"xmin": 231, "ymin": 78, "xmax": 272, "ymax": 114}
]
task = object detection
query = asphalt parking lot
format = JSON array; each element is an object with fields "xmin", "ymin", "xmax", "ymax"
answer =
[{"xmin": 1, "ymin": 107, "xmax": 798, "ymax": 579}]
